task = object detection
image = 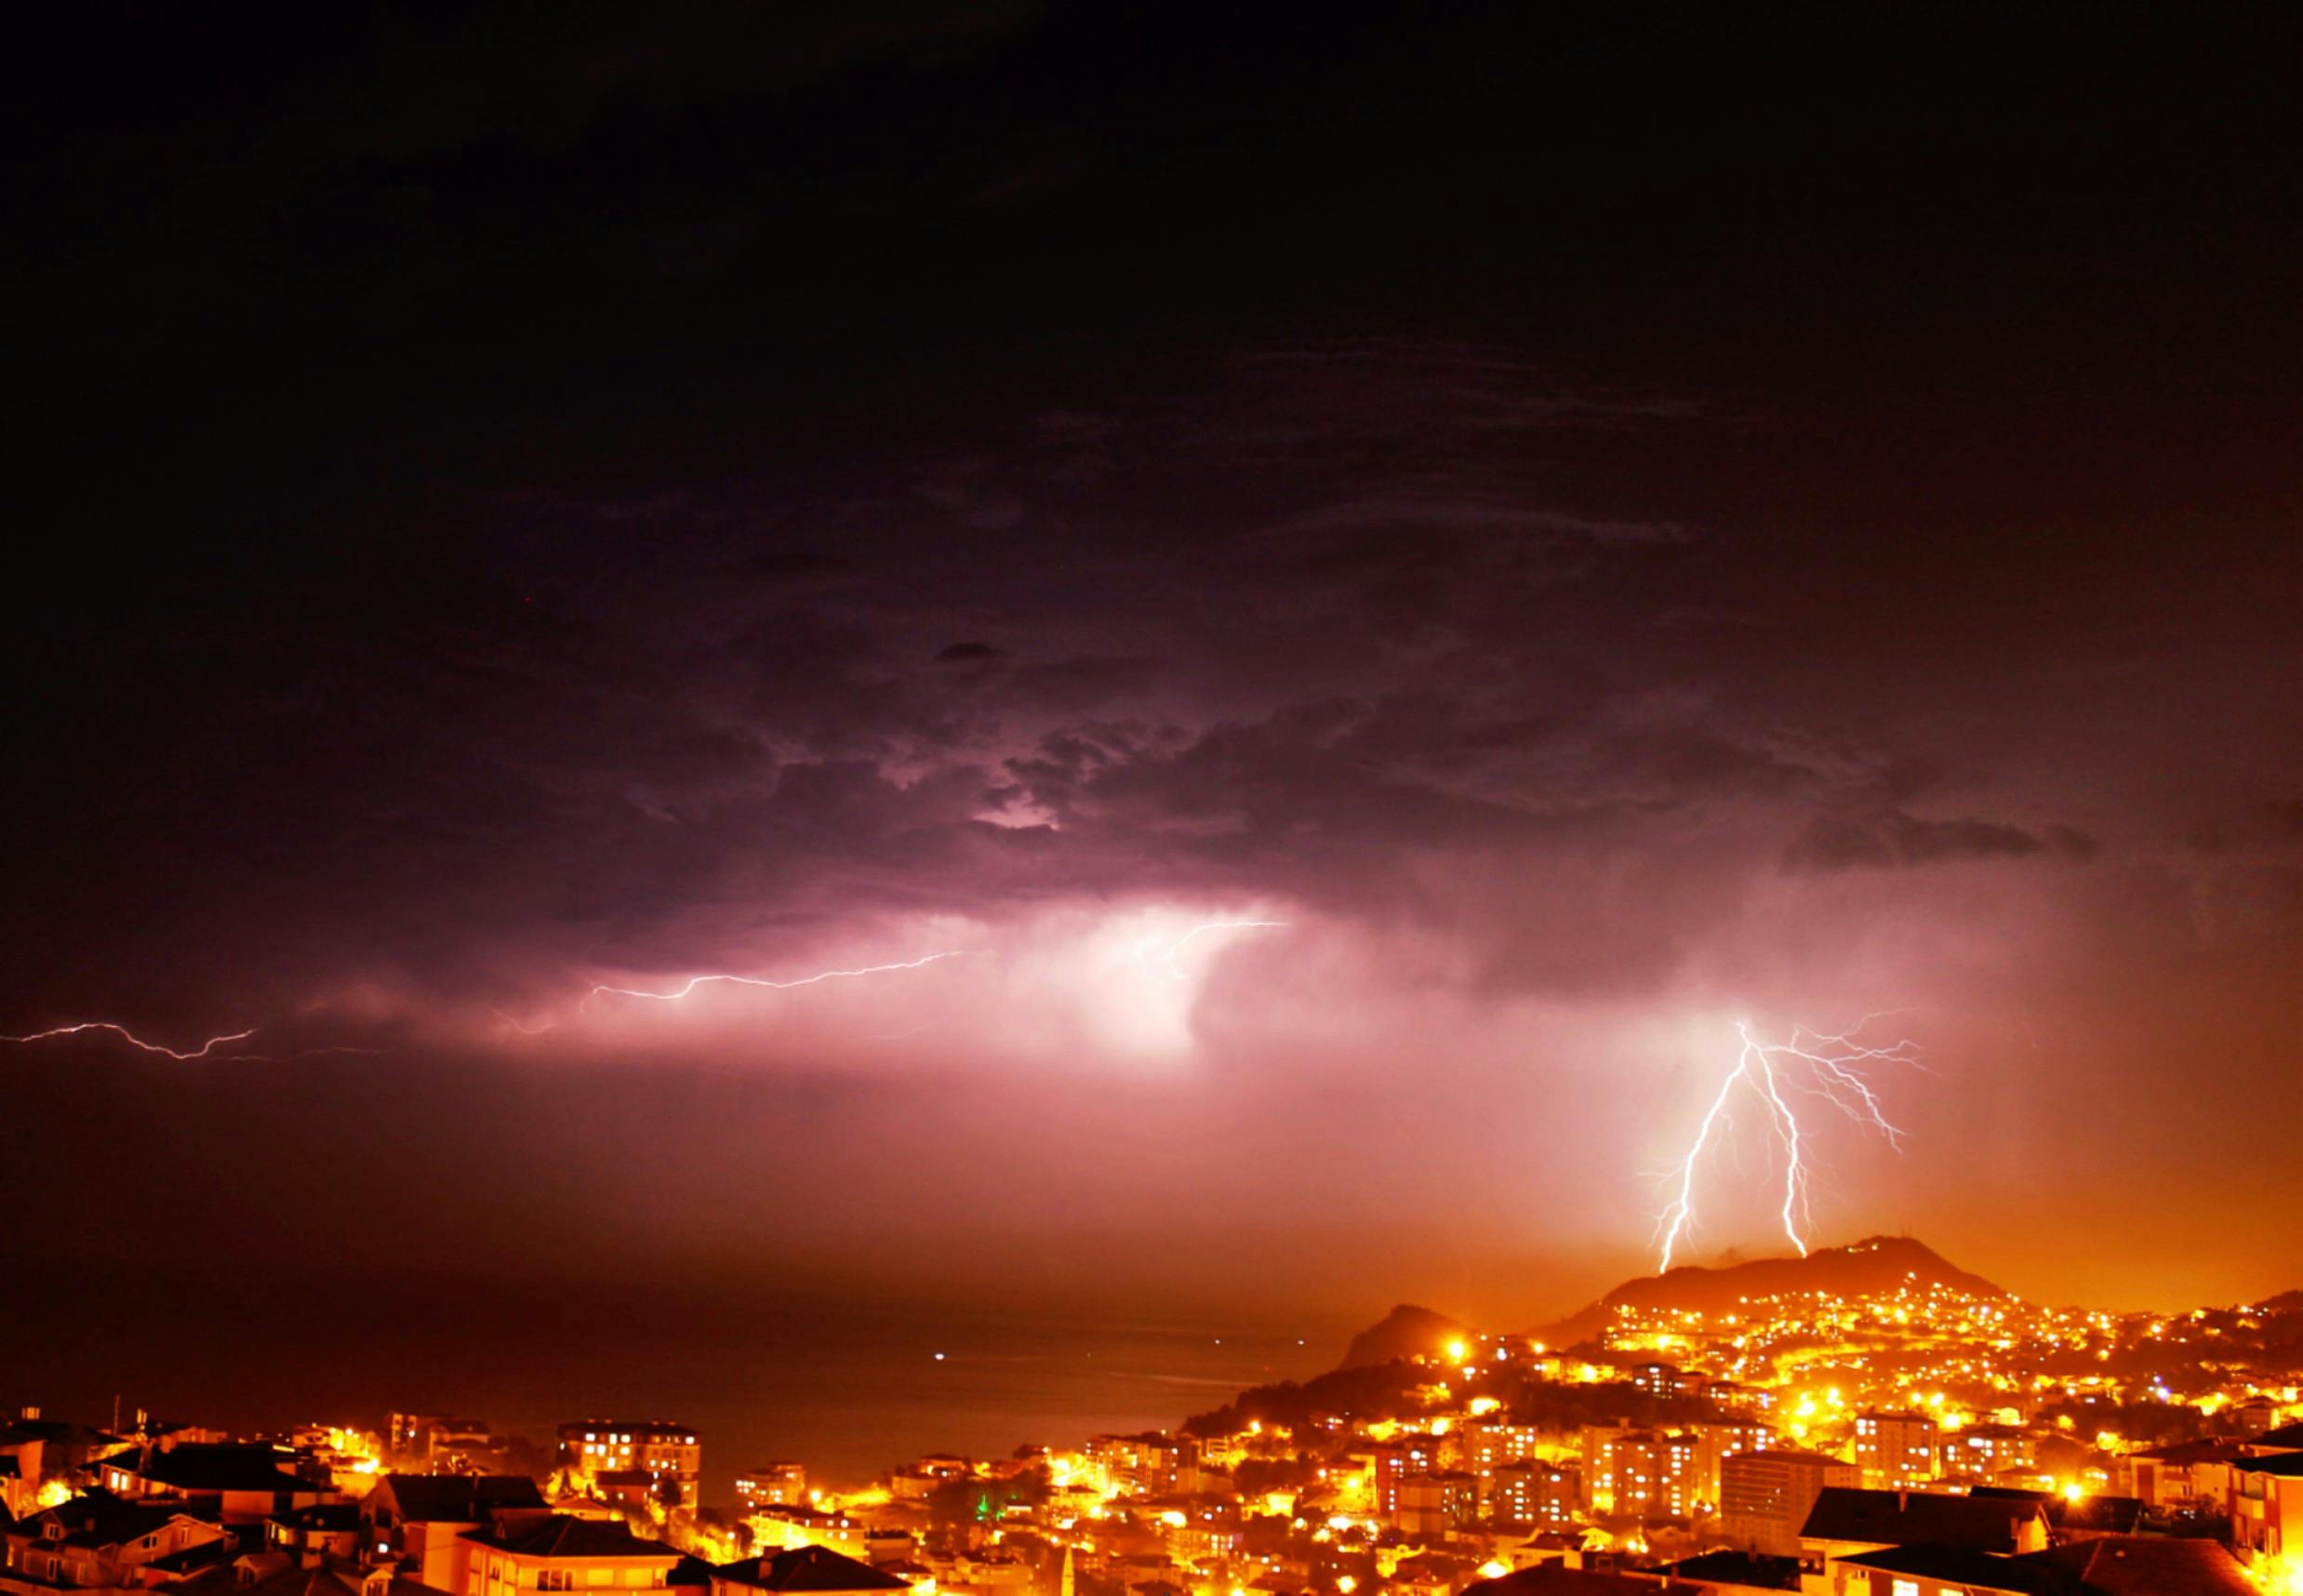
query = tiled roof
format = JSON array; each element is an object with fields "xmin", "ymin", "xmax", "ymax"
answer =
[
  {"xmin": 461, "ymin": 1514, "xmax": 678, "ymax": 1560},
  {"xmin": 2024, "ymin": 1536, "xmax": 2256, "ymax": 1596},
  {"xmin": 1801, "ymin": 1486, "xmax": 2043, "ymax": 1552},
  {"xmin": 1835, "ymin": 1544, "xmax": 2083, "ymax": 1596},
  {"xmin": 1462, "ymin": 1567, "xmax": 1708, "ymax": 1596},
  {"xmin": 370, "ymin": 1475, "xmax": 545, "ymax": 1523}
]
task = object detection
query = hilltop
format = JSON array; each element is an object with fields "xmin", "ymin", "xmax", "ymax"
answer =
[
  {"xmin": 1338, "ymin": 1304, "xmax": 1471, "ymax": 1370},
  {"xmin": 1532, "ymin": 1235, "xmax": 2009, "ymax": 1348},
  {"xmin": 1325, "ymin": 1237, "xmax": 2004, "ymax": 1373}
]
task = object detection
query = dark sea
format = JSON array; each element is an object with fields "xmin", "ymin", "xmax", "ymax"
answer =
[{"xmin": 1, "ymin": 1258, "xmax": 1348, "ymax": 1496}]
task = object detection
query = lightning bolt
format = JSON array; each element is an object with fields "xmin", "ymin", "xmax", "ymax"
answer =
[
  {"xmin": 0, "ymin": 1021, "xmax": 382, "ymax": 1063},
  {"xmin": 583, "ymin": 950, "xmax": 978, "ymax": 1006},
  {"xmin": 1653, "ymin": 1017, "xmax": 1919, "ymax": 1273},
  {"xmin": 10, "ymin": 920, "xmax": 1290, "ymax": 1062},
  {"xmin": 1133, "ymin": 921, "xmax": 1290, "ymax": 980}
]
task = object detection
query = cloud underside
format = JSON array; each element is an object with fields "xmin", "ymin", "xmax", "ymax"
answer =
[{"xmin": 5, "ymin": 339, "xmax": 2290, "ymax": 1043}]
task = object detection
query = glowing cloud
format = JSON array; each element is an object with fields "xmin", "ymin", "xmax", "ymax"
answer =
[{"xmin": 1133, "ymin": 921, "xmax": 1291, "ymax": 981}]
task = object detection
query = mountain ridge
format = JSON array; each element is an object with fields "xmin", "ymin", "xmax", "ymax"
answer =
[
  {"xmin": 1330, "ymin": 1236, "xmax": 2011, "ymax": 1369},
  {"xmin": 1531, "ymin": 1234, "xmax": 2010, "ymax": 1347},
  {"xmin": 1337, "ymin": 1303, "xmax": 1471, "ymax": 1370}
]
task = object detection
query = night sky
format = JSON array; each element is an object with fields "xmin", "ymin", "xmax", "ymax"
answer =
[{"xmin": 6, "ymin": 0, "xmax": 2299, "ymax": 1396}]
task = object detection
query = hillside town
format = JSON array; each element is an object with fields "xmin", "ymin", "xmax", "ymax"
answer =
[{"xmin": 5, "ymin": 1242, "xmax": 2296, "ymax": 1596}]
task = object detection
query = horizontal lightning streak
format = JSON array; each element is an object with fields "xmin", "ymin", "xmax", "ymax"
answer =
[
  {"xmin": 584, "ymin": 950, "xmax": 978, "ymax": 1006},
  {"xmin": 13, "ymin": 911, "xmax": 1300, "ymax": 1062},
  {"xmin": 0, "ymin": 1022, "xmax": 382, "ymax": 1064},
  {"xmin": 0, "ymin": 1021, "xmax": 258, "ymax": 1059},
  {"xmin": 1135, "ymin": 920, "xmax": 1291, "ymax": 981}
]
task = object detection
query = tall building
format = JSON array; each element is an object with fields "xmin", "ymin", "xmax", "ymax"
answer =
[
  {"xmin": 1851, "ymin": 1411, "xmax": 1937, "ymax": 1488},
  {"xmin": 1689, "ymin": 1423, "xmax": 1777, "ymax": 1510},
  {"xmin": 558, "ymin": 1422, "xmax": 700, "ymax": 1508},
  {"xmin": 1720, "ymin": 1448, "xmax": 1858, "ymax": 1557},
  {"xmin": 1462, "ymin": 1421, "xmax": 1542, "ymax": 1518},
  {"xmin": 1084, "ymin": 1432, "xmax": 1201, "ymax": 1496},
  {"xmin": 1372, "ymin": 1436, "xmax": 1442, "ymax": 1521},
  {"xmin": 1395, "ymin": 1471, "xmax": 1477, "ymax": 1536},
  {"xmin": 1937, "ymin": 1424, "xmax": 2033, "ymax": 1483},
  {"xmin": 1580, "ymin": 1427, "xmax": 1697, "ymax": 1519},
  {"xmin": 1490, "ymin": 1461, "xmax": 1580, "ymax": 1530},
  {"xmin": 1462, "ymin": 1422, "xmax": 1542, "ymax": 1480},
  {"xmin": 736, "ymin": 1463, "xmax": 807, "ymax": 1510}
]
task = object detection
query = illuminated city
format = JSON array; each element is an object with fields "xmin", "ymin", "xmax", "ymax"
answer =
[
  {"xmin": 6, "ymin": 9, "xmax": 2298, "ymax": 1596},
  {"xmin": 6, "ymin": 1238, "xmax": 2298, "ymax": 1596}
]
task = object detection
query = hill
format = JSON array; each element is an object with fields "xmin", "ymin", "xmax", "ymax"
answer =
[
  {"xmin": 1534, "ymin": 1235, "xmax": 2008, "ymax": 1348},
  {"xmin": 1338, "ymin": 1303, "xmax": 1471, "ymax": 1369}
]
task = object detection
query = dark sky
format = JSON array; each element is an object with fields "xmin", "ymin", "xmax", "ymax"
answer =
[{"xmin": 5, "ymin": 0, "xmax": 2299, "ymax": 1368}]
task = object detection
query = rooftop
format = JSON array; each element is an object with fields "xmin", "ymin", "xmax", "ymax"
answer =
[
  {"xmin": 460, "ymin": 1515, "xmax": 679, "ymax": 1561},
  {"xmin": 712, "ymin": 1547, "xmax": 911, "ymax": 1593},
  {"xmin": 1801, "ymin": 1487, "xmax": 2044, "ymax": 1553},
  {"xmin": 2024, "ymin": 1537, "xmax": 2256, "ymax": 1596}
]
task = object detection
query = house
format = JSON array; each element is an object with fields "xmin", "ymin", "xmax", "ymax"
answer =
[
  {"xmin": 1506, "ymin": 1531, "xmax": 1589, "ymax": 1572},
  {"xmin": 1461, "ymin": 1564, "xmax": 1708, "ymax": 1596},
  {"xmin": 453, "ymin": 1515, "xmax": 680, "ymax": 1596},
  {"xmin": 706, "ymin": 1546, "xmax": 912, "ymax": 1596},
  {"xmin": 1821, "ymin": 1544, "xmax": 2082, "ymax": 1596},
  {"xmin": 2230, "ymin": 1449, "xmax": 2303, "ymax": 1568},
  {"xmin": 554, "ymin": 1428, "xmax": 698, "ymax": 1511},
  {"xmin": 0, "ymin": 1489, "xmax": 232, "ymax": 1595},
  {"xmin": 267, "ymin": 1504, "xmax": 365, "ymax": 1564},
  {"xmin": 173, "ymin": 1552, "xmax": 451, "ymax": 1596},
  {"xmin": 2021, "ymin": 1536, "xmax": 2255, "ymax": 1596},
  {"xmin": 1653, "ymin": 1551, "xmax": 1800, "ymax": 1594},
  {"xmin": 0, "ymin": 1416, "xmax": 130, "ymax": 1522},
  {"xmin": 1798, "ymin": 1489, "xmax": 2049, "ymax": 1573},
  {"xmin": 742, "ymin": 1510, "xmax": 863, "ymax": 1559},
  {"xmin": 97, "ymin": 1447, "xmax": 332, "ymax": 1525},
  {"xmin": 2121, "ymin": 1441, "xmax": 2244, "ymax": 1510},
  {"xmin": 387, "ymin": 1421, "xmax": 509, "ymax": 1478},
  {"xmin": 590, "ymin": 1476, "xmax": 659, "ymax": 1513},
  {"xmin": 2245, "ymin": 1422, "xmax": 2303, "ymax": 1458},
  {"xmin": 1968, "ymin": 1490, "xmax": 2143, "ymax": 1543},
  {"xmin": 1388, "ymin": 1552, "xmax": 1466, "ymax": 1596},
  {"xmin": 361, "ymin": 1476, "xmax": 546, "ymax": 1590}
]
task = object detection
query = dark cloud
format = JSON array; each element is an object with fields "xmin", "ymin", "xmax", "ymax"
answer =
[
  {"xmin": 4, "ymin": 2, "xmax": 2299, "ymax": 1331},
  {"xmin": 1785, "ymin": 811, "xmax": 2101, "ymax": 873}
]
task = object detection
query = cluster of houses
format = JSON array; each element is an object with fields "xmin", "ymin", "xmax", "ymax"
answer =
[
  {"xmin": 2, "ymin": 1388, "xmax": 2295, "ymax": 1596},
  {"xmin": 0, "ymin": 1411, "xmax": 910, "ymax": 1596}
]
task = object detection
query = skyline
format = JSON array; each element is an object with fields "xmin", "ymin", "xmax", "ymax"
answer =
[{"xmin": 2, "ymin": 1230, "xmax": 2293, "ymax": 1498}]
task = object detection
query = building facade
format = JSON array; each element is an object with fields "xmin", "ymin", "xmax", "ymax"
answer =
[
  {"xmin": 1851, "ymin": 1414, "xmax": 1937, "ymax": 1489},
  {"xmin": 555, "ymin": 1425, "xmax": 699, "ymax": 1510},
  {"xmin": 1719, "ymin": 1449, "xmax": 1858, "ymax": 1557}
]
